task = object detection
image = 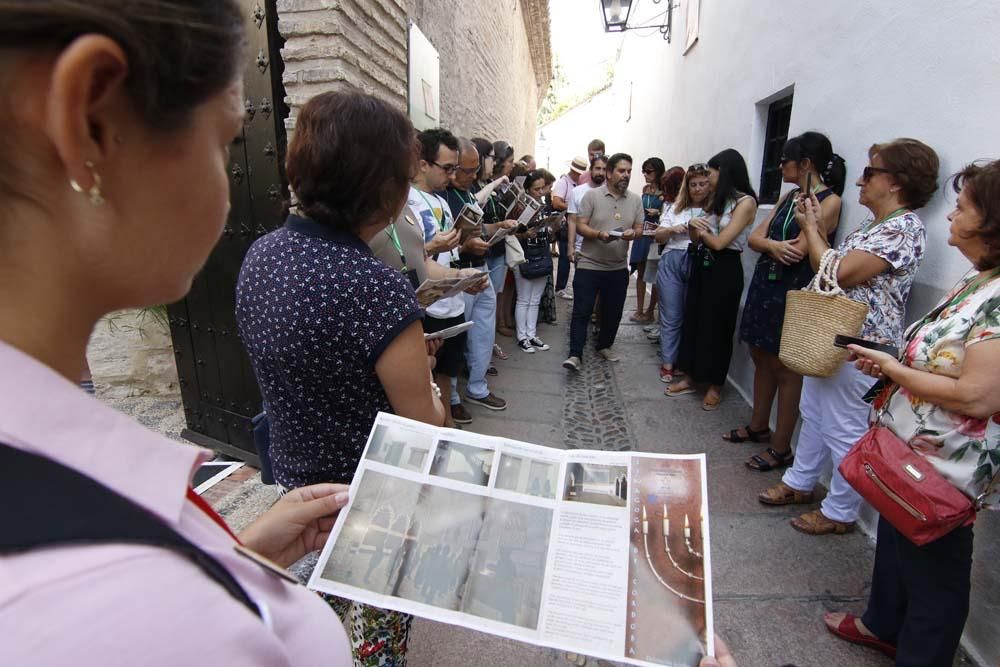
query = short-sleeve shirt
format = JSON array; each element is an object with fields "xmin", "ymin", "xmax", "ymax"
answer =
[
  {"xmin": 407, "ymin": 186, "xmax": 465, "ymax": 319},
  {"xmin": 880, "ymin": 269, "xmax": 1000, "ymax": 507},
  {"xmin": 552, "ymin": 173, "xmax": 576, "ymax": 203},
  {"xmin": 369, "ymin": 209, "xmax": 429, "ymax": 284},
  {"xmin": 659, "ymin": 206, "xmax": 706, "ymax": 252},
  {"xmin": 836, "ymin": 211, "xmax": 926, "ymax": 345},
  {"xmin": 236, "ymin": 215, "xmax": 423, "ymax": 488},
  {"xmin": 0, "ymin": 340, "xmax": 351, "ymax": 665},
  {"xmin": 576, "ymin": 184, "xmax": 644, "ymax": 271}
]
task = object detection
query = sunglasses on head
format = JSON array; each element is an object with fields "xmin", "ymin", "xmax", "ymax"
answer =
[
  {"xmin": 687, "ymin": 163, "xmax": 708, "ymax": 173},
  {"xmin": 862, "ymin": 166, "xmax": 892, "ymax": 182}
]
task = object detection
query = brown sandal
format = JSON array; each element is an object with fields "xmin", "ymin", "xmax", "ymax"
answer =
[
  {"xmin": 791, "ymin": 509, "xmax": 855, "ymax": 535},
  {"xmin": 758, "ymin": 483, "xmax": 815, "ymax": 506}
]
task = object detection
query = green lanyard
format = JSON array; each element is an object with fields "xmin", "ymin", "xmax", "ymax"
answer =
[
  {"xmin": 454, "ymin": 188, "xmax": 474, "ymax": 206},
  {"xmin": 416, "ymin": 190, "xmax": 446, "ymax": 231},
  {"xmin": 777, "ymin": 185, "xmax": 823, "ymax": 240},
  {"xmin": 861, "ymin": 207, "xmax": 908, "ymax": 235},
  {"xmin": 385, "ymin": 223, "xmax": 408, "ymax": 272}
]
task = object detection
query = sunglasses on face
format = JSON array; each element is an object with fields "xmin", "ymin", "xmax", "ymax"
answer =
[
  {"xmin": 861, "ymin": 166, "xmax": 892, "ymax": 182},
  {"xmin": 429, "ymin": 160, "xmax": 458, "ymax": 174},
  {"xmin": 642, "ymin": 168, "xmax": 656, "ymax": 174}
]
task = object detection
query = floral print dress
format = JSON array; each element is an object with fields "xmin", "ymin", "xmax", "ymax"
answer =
[
  {"xmin": 879, "ymin": 269, "xmax": 1000, "ymax": 508},
  {"xmin": 836, "ymin": 211, "xmax": 927, "ymax": 345}
]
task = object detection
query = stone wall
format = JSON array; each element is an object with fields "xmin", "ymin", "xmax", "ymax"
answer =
[{"xmin": 276, "ymin": 0, "xmax": 550, "ymax": 153}]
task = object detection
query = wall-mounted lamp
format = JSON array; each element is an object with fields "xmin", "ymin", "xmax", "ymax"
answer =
[{"xmin": 600, "ymin": 0, "xmax": 678, "ymax": 41}]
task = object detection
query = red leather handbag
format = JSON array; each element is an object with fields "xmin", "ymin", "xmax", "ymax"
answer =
[{"xmin": 839, "ymin": 426, "xmax": 976, "ymax": 546}]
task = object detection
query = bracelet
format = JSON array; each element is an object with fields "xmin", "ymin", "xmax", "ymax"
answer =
[{"xmin": 430, "ymin": 381, "xmax": 442, "ymax": 399}]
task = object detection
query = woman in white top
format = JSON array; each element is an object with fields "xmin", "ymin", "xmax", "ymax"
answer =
[
  {"xmin": 653, "ymin": 164, "xmax": 713, "ymax": 383},
  {"xmin": 667, "ymin": 150, "xmax": 758, "ymax": 410}
]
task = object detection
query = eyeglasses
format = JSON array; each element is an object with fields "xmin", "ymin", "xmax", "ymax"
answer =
[
  {"xmin": 429, "ymin": 160, "xmax": 458, "ymax": 174},
  {"xmin": 862, "ymin": 166, "xmax": 892, "ymax": 181},
  {"xmin": 456, "ymin": 165, "xmax": 479, "ymax": 176},
  {"xmin": 642, "ymin": 169, "xmax": 656, "ymax": 174}
]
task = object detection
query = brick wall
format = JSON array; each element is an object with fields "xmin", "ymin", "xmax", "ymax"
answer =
[{"xmin": 276, "ymin": 0, "xmax": 550, "ymax": 153}]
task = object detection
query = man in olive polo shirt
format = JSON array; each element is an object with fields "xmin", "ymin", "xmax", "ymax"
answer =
[{"xmin": 563, "ymin": 153, "xmax": 643, "ymax": 371}]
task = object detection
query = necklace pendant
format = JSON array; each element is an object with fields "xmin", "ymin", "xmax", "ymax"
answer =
[{"xmin": 614, "ymin": 212, "xmax": 622, "ymax": 221}]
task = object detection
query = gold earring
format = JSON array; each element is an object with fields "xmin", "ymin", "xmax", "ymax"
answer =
[{"xmin": 69, "ymin": 161, "xmax": 105, "ymax": 205}]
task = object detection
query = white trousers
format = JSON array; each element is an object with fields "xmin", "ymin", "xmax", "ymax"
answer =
[
  {"xmin": 513, "ymin": 271, "xmax": 547, "ymax": 342},
  {"xmin": 782, "ymin": 361, "xmax": 874, "ymax": 523}
]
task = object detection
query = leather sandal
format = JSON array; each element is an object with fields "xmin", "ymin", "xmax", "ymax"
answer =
[
  {"xmin": 723, "ymin": 425, "xmax": 771, "ymax": 443},
  {"xmin": 745, "ymin": 447, "xmax": 794, "ymax": 472},
  {"xmin": 824, "ymin": 613, "xmax": 896, "ymax": 658},
  {"xmin": 791, "ymin": 509, "xmax": 855, "ymax": 535},
  {"xmin": 758, "ymin": 483, "xmax": 815, "ymax": 506},
  {"xmin": 702, "ymin": 392, "xmax": 722, "ymax": 411}
]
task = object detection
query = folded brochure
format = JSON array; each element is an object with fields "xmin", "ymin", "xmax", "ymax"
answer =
[
  {"xmin": 414, "ymin": 272, "xmax": 489, "ymax": 308},
  {"xmin": 308, "ymin": 412, "xmax": 715, "ymax": 667}
]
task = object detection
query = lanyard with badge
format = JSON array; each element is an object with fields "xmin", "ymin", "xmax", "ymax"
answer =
[{"xmin": 385, "ymin": 221, "xmax": 420, "ymax": 290}]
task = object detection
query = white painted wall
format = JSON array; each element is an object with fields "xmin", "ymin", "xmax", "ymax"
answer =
[
  {"xmin": 536, "ymin": 87, "xmax": 623, "ymax": 176},
  {"xmin": 602, "ymin": 2, "xmax": 1000, "ymax": 661}
]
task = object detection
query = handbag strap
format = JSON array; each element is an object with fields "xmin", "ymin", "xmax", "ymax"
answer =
[
  {"xmin": 805, "ymin": 248, "xmax": 845, "ymax": 296},
  {"xmin": 0, "ymin": 442, "xmax": 262, "ymax": 618}
]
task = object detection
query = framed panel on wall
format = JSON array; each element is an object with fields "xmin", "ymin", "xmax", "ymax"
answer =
[
  {"xmin": 408, "ymin": 21, "xmax": 440, "ymax": 131},
  {"xmin": 684, "ymin": 0, "xmax": 701, "ymax": 54}
]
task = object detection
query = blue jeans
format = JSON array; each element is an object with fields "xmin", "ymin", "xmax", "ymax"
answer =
[
  {"xmin": 453, "ymin": 285, "xmax": 496, "ymax": 400},
  {"xmin": 568, "ymin": 268, "xmax": 628, "ymax": 358},
  {"xmin": 656, "ymin": 249, "xmax": 690, "ymax": 365},
  {"xmin": 487, "ymin": 252, "xmax": 507, "ymax": 294},
  {"xmin": 555, "ymin": 236, "xmax": 571, "ymax": 291}
]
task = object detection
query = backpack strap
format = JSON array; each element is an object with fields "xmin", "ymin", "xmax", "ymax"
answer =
[{"xmin": 0, "ymin": 442, "xmax": 261, "ymax": 618}]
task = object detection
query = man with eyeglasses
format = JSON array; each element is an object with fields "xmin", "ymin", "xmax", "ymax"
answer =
[
  {"xmin": 439, "ymin": 137, "xmax": 509, "ymax": 421},
  {"xmin": 408, "ymin": 128, "xmax": 488, "ymax": 427}
]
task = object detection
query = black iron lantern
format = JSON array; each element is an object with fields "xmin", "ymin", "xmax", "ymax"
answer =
[
  {"xmin": 599, "ymin": 0, "xmax": 677, "ymax": 41},
  {"xmin": 600, "ymin": 0, "xmax": 633, "ymax": 32}
]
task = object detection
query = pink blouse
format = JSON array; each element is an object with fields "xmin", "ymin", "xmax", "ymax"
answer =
[{"xmin": 0, "ymin": 341, "xmax": 351, "ymax": 666}]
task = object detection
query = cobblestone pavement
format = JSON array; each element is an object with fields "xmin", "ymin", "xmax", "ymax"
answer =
[{"xmin": 90, "ymin": 294, "xmax": 980, "ymax": 667}]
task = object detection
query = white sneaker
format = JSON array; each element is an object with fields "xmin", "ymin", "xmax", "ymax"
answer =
[
  {"xmin": 562, "ymin": 356, "xmax": 581, "ymax": 371},
  {"xmin": 597, "ymin": 347, "xmax": 620, "ymax": 362},
  {"xmin": 517, "ymin": 339, "xmax": 536, "ymax": 353},
  {"xmin": 529, "ymin": 337, "xmax": 550, "ymax": 351}
]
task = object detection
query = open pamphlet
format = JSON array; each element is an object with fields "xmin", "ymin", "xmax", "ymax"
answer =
[
  {"xmin": 487, "ymin": 226, "xmax": 514, "ymax": 247},
  {"xmin": 308, "ymin": 413, "xmax": 714, "ymax": 667},
  {"xmin": 423, "ymin": 320, "xmax": 475, "ymax": 341},
  {"xmin": 455, "ymin": 204, "xmax": 485, "ymax": 243},
  {"xmin": 414, "ymin": 272, "xmax": 489, "ymax": 308}
]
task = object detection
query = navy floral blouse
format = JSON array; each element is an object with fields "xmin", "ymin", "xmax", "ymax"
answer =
[{"xmin": 236, "ymin": 214, "xmax": 423, "ymax": 488}]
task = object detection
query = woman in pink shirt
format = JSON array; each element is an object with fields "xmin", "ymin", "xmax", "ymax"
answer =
[{"xmin": 0, "ymin": 2, "xmax": 352, "ymax": 665}]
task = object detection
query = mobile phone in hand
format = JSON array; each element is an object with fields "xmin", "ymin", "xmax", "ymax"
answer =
[{"xmin": 833, "ymin": 334, "xmax": 898, "ymax": 358}]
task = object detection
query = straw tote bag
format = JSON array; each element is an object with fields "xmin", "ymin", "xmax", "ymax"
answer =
[{"xmin": 779, "ymin": 249, "xmax": 869, "ymax": 377}]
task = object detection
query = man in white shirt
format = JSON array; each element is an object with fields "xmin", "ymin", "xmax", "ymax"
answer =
[
  {"xmin": 551, "ymin": 156, "xmax": 588, "ymax": 298},
  {"xmin": 410, "ymin": 128, "xmax": 488, "ymax": 427},
  {"xmin": 567, "ymin": 155, "xmax": 608, "ymax": 263}
]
